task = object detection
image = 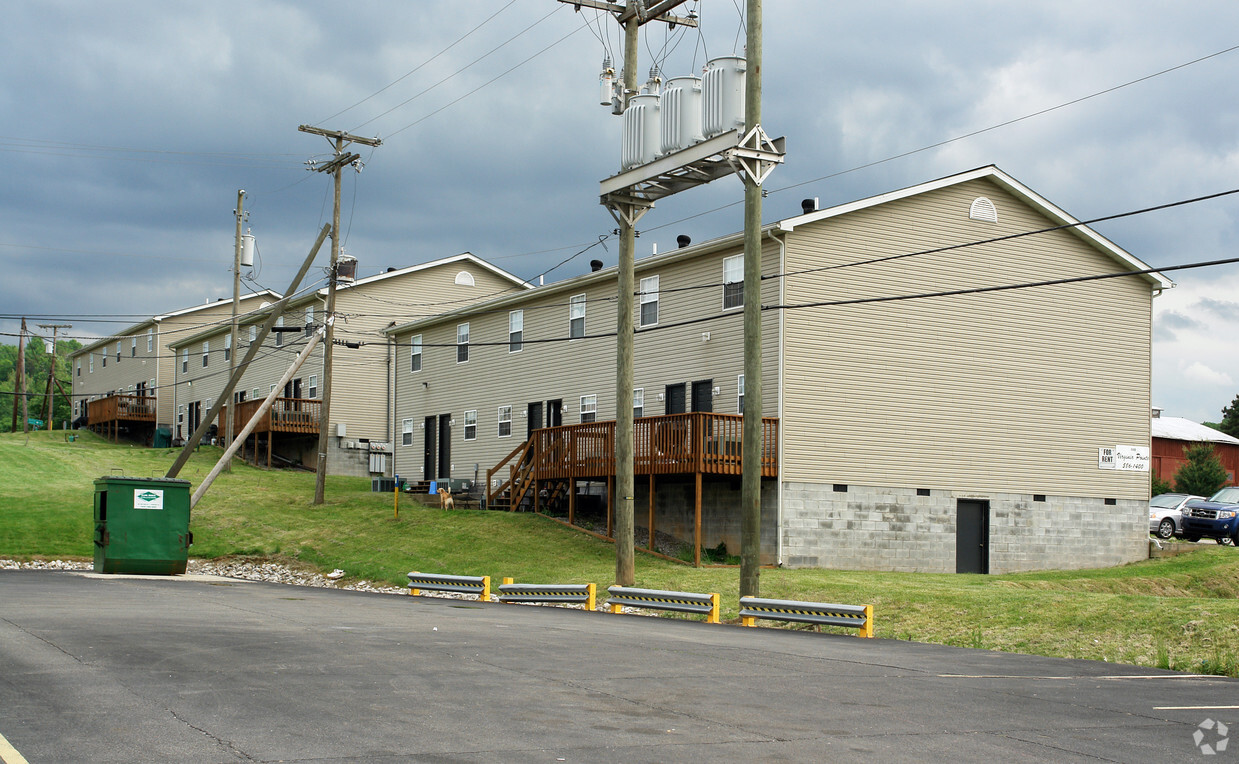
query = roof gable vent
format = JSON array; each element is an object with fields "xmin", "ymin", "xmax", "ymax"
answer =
[
  {"xmin": 969, "ymin": 197, "xmax": 998, "ymax": 223},
  {"xmin": 454, "ymin": 271, "xmax": 475, "ymax": 286}
]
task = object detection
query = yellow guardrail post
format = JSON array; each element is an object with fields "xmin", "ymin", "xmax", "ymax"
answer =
[
  {"xmin": 481, "ymin": 576, "xmax": 491, "ymax": 601},
  {"xmin": 741, "ymin": 613, "xmax": 756, "ymax": 627},
  {"xmin": 586, "ymin": 582, "xmax": 596, "ymax": 612},
  {"xmin": 858, "ymin": 604, "xmax": 874, "ymax": 638},
  {"xmin": 609, "ymin": 586, "xmax": 623, "ymax": 614},
  {"xmin": 408, "ymin": 570, "xmax": 419, "ymax": 596},
  {"xmin": 708, "ymin": 593, "xmax": 720, "ymax": 624}
]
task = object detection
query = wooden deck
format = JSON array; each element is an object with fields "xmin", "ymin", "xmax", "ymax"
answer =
[
  {"xmin": 220, "ymin": 397, "xmax": 320, "ymax": 468},
  {"xmin": 225, "ymin": 397, "xmax": 321, "ymax": 436},
  {"xmin": 86, "ymin": 395, "xmax": 156, "ymax": 442},
  {"xmin": 516, "ymin": 412, "xmax": 778, "ymax": 481}
]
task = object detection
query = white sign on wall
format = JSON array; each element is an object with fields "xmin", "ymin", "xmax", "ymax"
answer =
[{"xmin": 1098, "ymin": 445, "xmax": 1150, "ymax": 472}]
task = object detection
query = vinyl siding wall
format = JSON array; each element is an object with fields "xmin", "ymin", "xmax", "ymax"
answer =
[
  {"xmin": 333, "ymin": 263, "xmax": 523, "ymax": 446},
  {"xmin": 781, "ymin": 178, "xmax": 1153, "ymax": 499},
  {"xmin": 391, "ymin": 241, "xmax": 781, "ymax": 484}
]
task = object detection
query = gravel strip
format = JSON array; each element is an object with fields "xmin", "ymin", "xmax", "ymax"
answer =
[{"xmin": 0, "ymin": 558, "xmax": 653, "ymax": 613}]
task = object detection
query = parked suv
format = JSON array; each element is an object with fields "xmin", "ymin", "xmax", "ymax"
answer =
[{"xmin": 1180, "ymin": 487, "xmax": 1239, "ymax": 545}]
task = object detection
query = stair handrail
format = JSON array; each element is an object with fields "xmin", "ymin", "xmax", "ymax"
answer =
[{"xmin": 487, "ymin": 437, "xmax": 533, "ymax": 508}]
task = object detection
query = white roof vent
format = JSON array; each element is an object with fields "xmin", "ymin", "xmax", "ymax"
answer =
[
  {"xmin": 969, "ymin": 197, "xmax": 998, "ymax": 223},
  {"xmin": 454, "ymin": 271, "xmax": 475, "ymax": 286}
]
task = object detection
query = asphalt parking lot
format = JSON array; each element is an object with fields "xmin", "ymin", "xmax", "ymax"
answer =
[{"xmin": 1, "ymin": 570, "xmax": 1235, "ymax": 763}]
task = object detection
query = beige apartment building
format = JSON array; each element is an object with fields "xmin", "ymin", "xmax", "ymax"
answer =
[
  {"xmin": 69, "ymin": 292, "xmax": 280, "ymax": 442},
  {"xmin": 385, "ymin": 167, "xmax": 1171, "ymax": 573},
  {"xmin": 170, "ymin": 254, "xmax": 529, "ymax": 477}
]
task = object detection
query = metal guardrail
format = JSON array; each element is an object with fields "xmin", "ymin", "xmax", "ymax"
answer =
[
  {"xmin": 407, "ymin": 571, "xmax": 491, "ymax": 601},
  {"xmin": 738, "ymin": 596, "xmax": 874, "ymax": 638},
  {"xmin": 606, "ymin": 586, "xmax": 720, "ymax": 624},
  {"xmin": 498, "ymin": 579, "xmax": 596, "ymax": 610}
]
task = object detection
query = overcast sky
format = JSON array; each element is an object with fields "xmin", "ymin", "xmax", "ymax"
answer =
[{"xmin": 3, "ymin": 1, "xmax": 1237, "ymax": 424}]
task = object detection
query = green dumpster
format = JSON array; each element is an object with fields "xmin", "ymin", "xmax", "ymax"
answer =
[{"xmin": 93, "ymin": 476, "xmax": 192, "ymax": 574}]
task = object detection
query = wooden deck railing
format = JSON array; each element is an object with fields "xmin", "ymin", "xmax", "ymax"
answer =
[
  {"xmin": 226, "ymin": 397, "xmax": 321, "ymax": 436},
  {"xmin": 87, "ymin": 394, "xmax": 156, "ymax": 424},
  {"xmin": 487, "ymin": 412, "xmax": 778, "ymax": 508}
]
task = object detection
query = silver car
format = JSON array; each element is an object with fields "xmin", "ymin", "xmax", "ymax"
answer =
[{"xmin": 1149, "ymin": 493, "xmax": 1205, "ymax": 539}]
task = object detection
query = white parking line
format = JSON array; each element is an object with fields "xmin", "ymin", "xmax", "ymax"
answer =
[
  {"xmin": 1155, "ymin": 705, "xmax": 1239, "ymax": 710},
  {"xmin": 0, "ymin": 731, "xmax": 30, "ymax": 764}
]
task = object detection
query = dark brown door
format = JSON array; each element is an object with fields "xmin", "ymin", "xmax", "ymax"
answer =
[
  {"xmin": 691, "ymin": 379, "xmax": 713, "ymax": 412},
  {"xmin": 423, "ymin": 416, "xmax": 436, "ymax": 480}
]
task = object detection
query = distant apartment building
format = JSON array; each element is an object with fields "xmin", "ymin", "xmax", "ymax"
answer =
[
  {"xmin": 170, "ymin": 254, "xmax": 528, "ymax": 477},
  {"xmin": 69, "ymin": 292, "xmax": 280, "ymax": 442}
]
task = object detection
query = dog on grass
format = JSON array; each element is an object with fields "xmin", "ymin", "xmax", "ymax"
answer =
[{"xmin": 437, "ymin": 487, "xmax": 454, "ymax": 510}]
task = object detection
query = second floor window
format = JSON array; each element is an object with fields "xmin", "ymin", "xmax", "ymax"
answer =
[
  {"xmin": 464, "ymin": 409, "xmax": 477, "ymax": 440},
  {"xmin": 639, "ymin": 276, "xmax": 659, "ymax": 327},
  {"xmin": 224, "ymin": 335, "xmax": 232, "ymax": 361},
  {"xmin": 202, "ymin": 341, "xmax": 209, "ymax": 368},
  {"xmin": 580, "ymin": 394, "xmax": 597, "ymax": 423},
  {"xmin": 131, "ymin": 337, "xmax": 137, "ymax": 357},
  {"xmin": 634, "ymin": 388, "xmax": 644, "ymax": 419},
  {"xmin": 181, "ymin": 349, "xmax": 188, "ymax": 373},
  {"xmin": 308, "ymin": 374, "xmax": 318, "ymax": 398},
  {"xmin": 569, "ymin": 294, "xmax": 585, "ymax": 339},
  {"xmin": 723, "ymin": 254, "xmax": 744, "ymax": 309},
  {"xmin": 509, "ymin": 310, "xmax": 523, "ymax": 353},
  {"xmin": 402, "ymin": 418, "xmax": 414, "ymax": 446},
  {"xmin": 457, "ymin": 323, "xmax": 470, "ymax": 363},
  {"xmin": 147, "ymin": 328, "xmax": 154, "ymax": 352},
  {"xmin": 498, "ymin": 405, "xmax": 512, "ymax": 437},
  {"xmin": 410, "ymin": 335, "xmax": 422, "ymax": 372}
]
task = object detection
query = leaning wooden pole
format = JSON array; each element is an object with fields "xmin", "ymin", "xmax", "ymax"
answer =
[
  {"xmin": 190, "ymin": 328, "xmax": 323, "ymax": 508},
  {"xmin": 166, "ymin": 224, "xmax": 331, "ymax": 479}
]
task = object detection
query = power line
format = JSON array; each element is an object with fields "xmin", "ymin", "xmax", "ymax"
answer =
[{"xmin": 314, "ymin": 0, "xmax": 523, "ymax": 127}]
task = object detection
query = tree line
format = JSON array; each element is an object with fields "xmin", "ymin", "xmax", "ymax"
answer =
[{"xmin": 0, "ymin": 339, "xmax": 81, "ymax": 432}]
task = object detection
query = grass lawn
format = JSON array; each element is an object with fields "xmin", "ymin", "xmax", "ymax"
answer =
[{"xmin": 3, "ymin": 429, "xmax": 1237, "ymax": 676}]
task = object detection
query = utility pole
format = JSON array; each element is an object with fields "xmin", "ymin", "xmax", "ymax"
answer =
[
  {"xmin": 38, "ymin": 324, "xmax": 71, "ymax": 430},
  {"xmin": 12, "ymin": 319, "xmax": 26, "ymax": 433},
  {"xmin": 561, "ymin": 0, "xmax": 697, "ymax": 586},
  {"xmin": 226, "ymin": 189, "xmax": 246, "ymax": 471},
  {"xmin": 298, "ymin": 125, "xmax": 380, "ymax": 505},
  {"xmin": 739, "ymin": 0, "xmax": 763, "ymax": 598}
]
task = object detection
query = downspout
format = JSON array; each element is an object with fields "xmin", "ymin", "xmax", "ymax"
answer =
[
  {"xmin": 387, "ymin": 331, "xmax": 395, "ymax": 478},
  {"xmin": 766, "ymin": 226, "xmax": 788, "ymax": 566}
]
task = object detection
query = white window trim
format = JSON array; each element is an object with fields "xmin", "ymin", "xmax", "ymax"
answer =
[
  {"xmin": 181, "ymin": 349, "xmax": 188, "ymax": 373},
  {"xmin": 722, "ymin": 254, "xmax": 744, "ymax": 310},
  {"xmin": 738, "ymin": 373, "xmax": 745, "ymax": 414},
  {"xmin": 569, "ymin": 294, "xmax": 586, "ymax": 340},
  {"xmin": 147, "ymin": 328, "xmax": 154, "ymax": 352},
  {"xmin": 497, "ymin": 405, "xmax": 512, "ymax": 438},
  {"xmin": 633, "ymin": 388, "xmax": 644, "ymax": 419},
  {"xmin": 639, "ymin": 275, "xmax": 659, "ymax": 327},
  {"xmin": 202, "ymin": 341, "xmax": 209, "ymax": 368},
  {"xmin": 89, "ymin": 354, "xmax": 94, "ymax": 373},
  {"xmin": 463, "ymin": 409, "xmax": 478, "ymax": 441},
  {"xmin": 224, "ymin": 334, "xmax": 232, "ymax": 361},
  {"xmin": 131, "ymin": 336, "xmax": 137, "ymax": 356},
  {"xmin": 401, "ymin": 418, "xmax": 414, "ymax": 446},
  {"xmin": 580, "ymin": 394, "xmax": 597, "ymax": 423},
  {"xmin": 457, "ymin": 323, "xmax": 470, "ymax": 364},
  {"xmin": 410, "ymin": 335, "xmax": 423, "ymax": 372},
  {"xmin": 308, "ymin": 374, "xmax": 318, "ymax": 398},
  {"xmin": 509, "ymin": 310, "xmax": 523, "ymax": 353}
]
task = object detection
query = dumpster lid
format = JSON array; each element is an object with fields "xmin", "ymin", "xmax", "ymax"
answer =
[{"xmin": 94, "ymin": 475, "xmax": 192, "ymax": 487}]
